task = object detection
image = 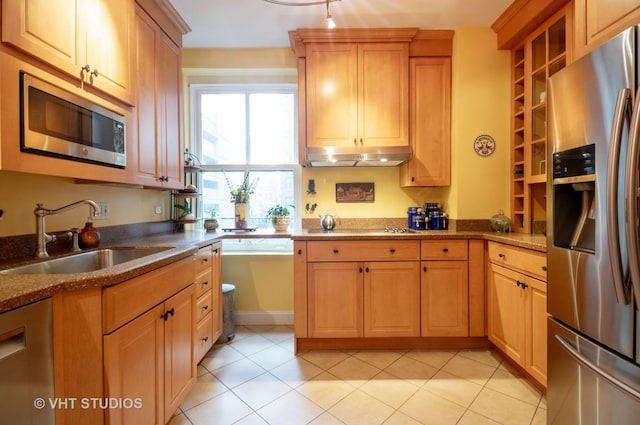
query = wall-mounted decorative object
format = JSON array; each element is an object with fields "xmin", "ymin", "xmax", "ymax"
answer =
[
  {"xmin": 336, "ymin": 182, "xmax": 375, "ymax": 203},
  {"xmin": 473, "ymin": 134, "xmax": 496, "ymax": 157}
]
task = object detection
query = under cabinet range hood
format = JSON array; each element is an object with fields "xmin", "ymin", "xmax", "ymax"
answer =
[{"xmin": 305, "ymin": 145, "xmax": 413, "ymax": 167}]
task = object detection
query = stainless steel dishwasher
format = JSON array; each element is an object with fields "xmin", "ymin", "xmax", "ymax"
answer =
[{"xmin": 0, "ymin": 298, "xmax": 54, "ymax": 424}]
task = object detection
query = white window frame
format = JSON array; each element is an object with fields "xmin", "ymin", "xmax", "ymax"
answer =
[{"xmin": 189, "ymin": 83, "xmax": 301, "ymax": 252}]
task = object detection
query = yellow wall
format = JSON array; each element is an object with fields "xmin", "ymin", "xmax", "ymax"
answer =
[
  {"xmin": 449, "ymin": 27, "xmax": 511, "ymax": 219},
  {"xmin": 0, "ymin": 171, "xmax": 169, "ymax": 236},
  {"xmin": 221, "ymin": 254, "xmax": 293, "ymax": 313}
]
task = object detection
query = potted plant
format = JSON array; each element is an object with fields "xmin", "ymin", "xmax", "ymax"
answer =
[
  {"xmin": 204, "ymin": 209, "xmax": 218, "ymax": 232},
  {"xmin": 267, "ymin": 204, "xmax": 293, "ymax": 232},
  {"xmin": 174, "ymin": 199, "xmax": 194, "ymax": 220}
]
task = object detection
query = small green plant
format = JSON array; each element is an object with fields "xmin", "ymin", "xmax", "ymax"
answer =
[
  {"xmin": 174, "ymin": 199, "xmax": 192, "ymax": 219},
  {"xmin": 205, "ymin": 209, "xmax": 218, "ymax": 219},
  {"xmin": 266, "ymin": 204, "xmax": 294, "ymax": 225}
]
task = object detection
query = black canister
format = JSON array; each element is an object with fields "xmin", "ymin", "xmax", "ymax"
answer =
[{"xmin": 423, "ymin": 203, "xmax": 442, "ymax": 230}]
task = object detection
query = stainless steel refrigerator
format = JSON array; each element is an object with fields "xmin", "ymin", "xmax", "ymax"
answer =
[{"xmin": 547, "ymin": 27, "xmax": 640, "ymax": 424}]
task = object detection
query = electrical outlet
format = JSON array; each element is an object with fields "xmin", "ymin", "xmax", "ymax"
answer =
[
  {"xmin": 94, "ymin": 202, "xmax": 109, "ymax": 220},
  {"xmin": 155, "ymin": 205, "xmax": 162, "ymax": 214}
]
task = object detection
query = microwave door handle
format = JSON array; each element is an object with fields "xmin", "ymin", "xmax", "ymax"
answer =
[
  {"xmin": 608, "ymin": 88, "xmax": 632, "ymax": 304},
  {"xmin": 555, "ymin": 334, "xmax": 640, "ymax": 401},
  {"xmin": 625, "ymin": 88, "xmax": 640, "ymax": 310}
]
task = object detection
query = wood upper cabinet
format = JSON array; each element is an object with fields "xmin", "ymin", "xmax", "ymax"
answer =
[
  {"xmin": 2, "ymin": 0, "xmax": 133, "ymax": 103},
  {"xmin": 400, "ymin": 57, "xmax": 451, "ymax": 187},
  {"xmin": 574, "ymin": 0, "xmax": 640, "ymax": 58},
  {"xmin": 305, "ymin": 42, "xmax": 409, "ymax": 148},
  {"xmin": 131, "ymin": 4, "xmax": 183, "ymax": 189}
]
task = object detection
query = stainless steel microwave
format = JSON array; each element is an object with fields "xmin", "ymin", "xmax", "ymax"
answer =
[{"xmin": 20, "ymin": 72, "xmax": 126, "ymax": 168}]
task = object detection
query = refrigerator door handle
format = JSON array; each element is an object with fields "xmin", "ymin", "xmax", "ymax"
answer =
[
  {"xmin": 608, "ymin": 88, "xmax": 632, "ymax": 304},
  {"xmin": 555, "ymin": 334, "xmax": 640, "ymax": 401},
  {"xmin": 625, "ymin": 88, "xmax": 640, "ymax": 310}
]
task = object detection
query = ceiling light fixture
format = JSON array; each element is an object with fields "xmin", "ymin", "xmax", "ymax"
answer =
[
  {"xmin": 261, "ymin": 0, "xmax": 341, "ymax": 29},
  {"xmin": 325, "ymin": 0, "xmax": 336, "ymax": 29}
]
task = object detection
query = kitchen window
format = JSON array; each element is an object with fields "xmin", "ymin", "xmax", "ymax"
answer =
[{"xmin": 190, "ymin": 84, "xmax": 299, "ymax": 251}]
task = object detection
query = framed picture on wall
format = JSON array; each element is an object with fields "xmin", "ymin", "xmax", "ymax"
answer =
[{"xmin": 336, "ymin": 182, "xmax": 375, "ymax": 203}]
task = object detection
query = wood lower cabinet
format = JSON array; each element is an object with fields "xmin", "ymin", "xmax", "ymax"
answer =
[
  {"xmin": 307, "ymin": 260, "xmax": 421, "ymax": 338},
  {"xmin": 102, "ymin": 256, "xmax": 197, "ymax": 425},
  {"xmin": 194, "ymin": 242, "xmax": 222, "ymax": 362},
  {"xmin": 421, "ymin": 240, "xmax": 469, "ymax": 336},
  {"xmin": 294, "ymin": 238, "xmax": 485, "ymax": 350},
  {"xmin": 487, "ymin": 241, "xmax": 547, "ymax": 388},
  {"xmin": 2, "ymin": 0, "xmax": 133, "ymax": 103},
  {"xmin": 364, "ymin": 261, "xmax": 421, "ymax": 337},
  {"xmin": 308, "ymin": 262, "xmax": 364, "ymax": 338}
]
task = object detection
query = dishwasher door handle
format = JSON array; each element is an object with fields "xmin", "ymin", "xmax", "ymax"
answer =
[{"xmin": 0, "ymin": 326, "xmax": 26, "ymax": 360}]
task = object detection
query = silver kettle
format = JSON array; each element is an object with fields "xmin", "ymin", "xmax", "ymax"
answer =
[{"xmin": 319, "ymin": 213, "xmax": 338, "ymax": 232}]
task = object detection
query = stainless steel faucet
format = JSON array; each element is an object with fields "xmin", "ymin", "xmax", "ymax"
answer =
[{"xmin": 34, "ymin": 200, "xmax": 100, "ymax": 258}]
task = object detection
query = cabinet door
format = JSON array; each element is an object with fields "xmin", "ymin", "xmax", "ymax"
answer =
[
  {"xmin": 132, "ymin": 6, "xmax": 160, "ymax": 186},
  {"xmin": 526, "ymin": 276, "xmax": 547, "ymax": 386},
  {"xmin": 575, "ymin": 0, "xmax": 640, "ymax": 57},
  {"xmin": 84, "ymin": 0, "xmax": 132, "ymax": 102},
  {"xmin": 2, "ymin": 0, "xmax": 83, "ymax": 78},
  {"xmin": 421, "ymin": 261, "xmax": 468, "ymax": 336},
  {"xmin": 308, "ymin": 262, "xmax": 363, "ymax": 337},
  {"xmin": 400, "ymin": 57, "xmax": 451, "ymax": 187},
  {"xmin": 487, "ymin": 263, "xmax": 526, "ymax": 366},
  {"xmin": 164, "ymin": 286, "xmax": 196, "ymax": 419},
  {"xmin": 364, "ymin": 261, "xmax": 420, "ymax": 337},
  {"xmin": 306, "ymin": 43, "xmax": 358, "ymax": 147},
  {"xmin": 104, "ymin": 304, "xmax": 165, "ymax": 425},
  {"xmin": 157, "ymin": 31, "xmax": 183, "ymax": 189},
  {"xmin": 358, "ymin": 43, "xmax": 409, "ymax": 147},
  {"xmin": 131, "ymin": 5, "xmax": 183, "ymax": 189}
]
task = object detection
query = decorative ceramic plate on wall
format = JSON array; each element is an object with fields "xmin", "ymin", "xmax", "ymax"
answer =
[{"xmin": 473, "ymin": 134, "xmax": 496, "ymax": 157}]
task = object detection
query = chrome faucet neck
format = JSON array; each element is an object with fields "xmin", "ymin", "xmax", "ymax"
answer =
[{"xmin": 34, "ymin": 200, "xmax": 100, "ymax": 258}]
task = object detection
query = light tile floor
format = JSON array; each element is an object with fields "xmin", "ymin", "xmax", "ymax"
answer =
[{"xmin": 170, "ymin": 325, "xmax": 546, "ymax": 425}]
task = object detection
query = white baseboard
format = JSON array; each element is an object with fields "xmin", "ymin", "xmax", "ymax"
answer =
[{"xmin": 233, "ymin": 311, "xmax": 294, "ymax": 325}]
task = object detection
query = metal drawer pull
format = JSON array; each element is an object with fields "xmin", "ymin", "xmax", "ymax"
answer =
[
  {"xmin": 389, "ymin": 249, "xmax": 395, "ymax": 253},
  {"xmin": 555, "ymin": 334, "xmax": 640, "ymax": 401},
  {"xmin": 202, "ymin": 305, "xmax": 209, "ymax": 311},
  {"xmin": 423, "ymin": 266, "xmax": 427, "ymax": 272},
  {"xmin": 443, "ymin": 248, "xmax": 449, "ymax": 252},
  {"xmin": 202, "ymin": 337, "xmax": 209, "ymax": 342},
  {"xmin": 498, "ymin": 253, "xmax": 505, "ymax": 258},
  {"xmin": 298, "ymin": 249, "xmax": 302, "ymax": 255},
  {"xmin": 333, "ymin": 249, "xmax": 339, "ymax": 254},
  {"xmin": 202, "ymin": 280, "xmax": 209, "ymax": 286}
]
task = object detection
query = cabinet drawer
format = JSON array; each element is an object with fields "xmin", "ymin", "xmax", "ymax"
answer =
[
  {"xmin": 421, "ymin": 240, "xmax": 467, "ymax": 260},
  {"xmin": 196, "ymin": 290, "xmax": 213, "ymax": 322},
  {"xmin": 195, "ymin": 312, "xmax": 213, "ymax": 362},
  {"xmin": 195, "ymin": 269, "xmax": 213, "ymax": 297},
  {"xmin": 307, "ymin": 240, "xmax": 420, "ymax": 262},
  {"xmin": 103, "ymin": 256, "xmax": 196, "ymax": 333},
  {"xmin": 488, "ymin": 242, "xmax": 547, "ymax": 280},
  {"xmin": 196, "ymin": 246, "xmax": 212, "ymax": 274}
]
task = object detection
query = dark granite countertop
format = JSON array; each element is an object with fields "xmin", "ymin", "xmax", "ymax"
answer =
[{"xmin": 0, "ymin": 227, "xmax": 545, "ymax": 313}]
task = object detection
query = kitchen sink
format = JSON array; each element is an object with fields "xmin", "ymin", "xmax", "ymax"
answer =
[{"xmin": 0, "ymin": 246, "xmax": 173, "ymax": 275}]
